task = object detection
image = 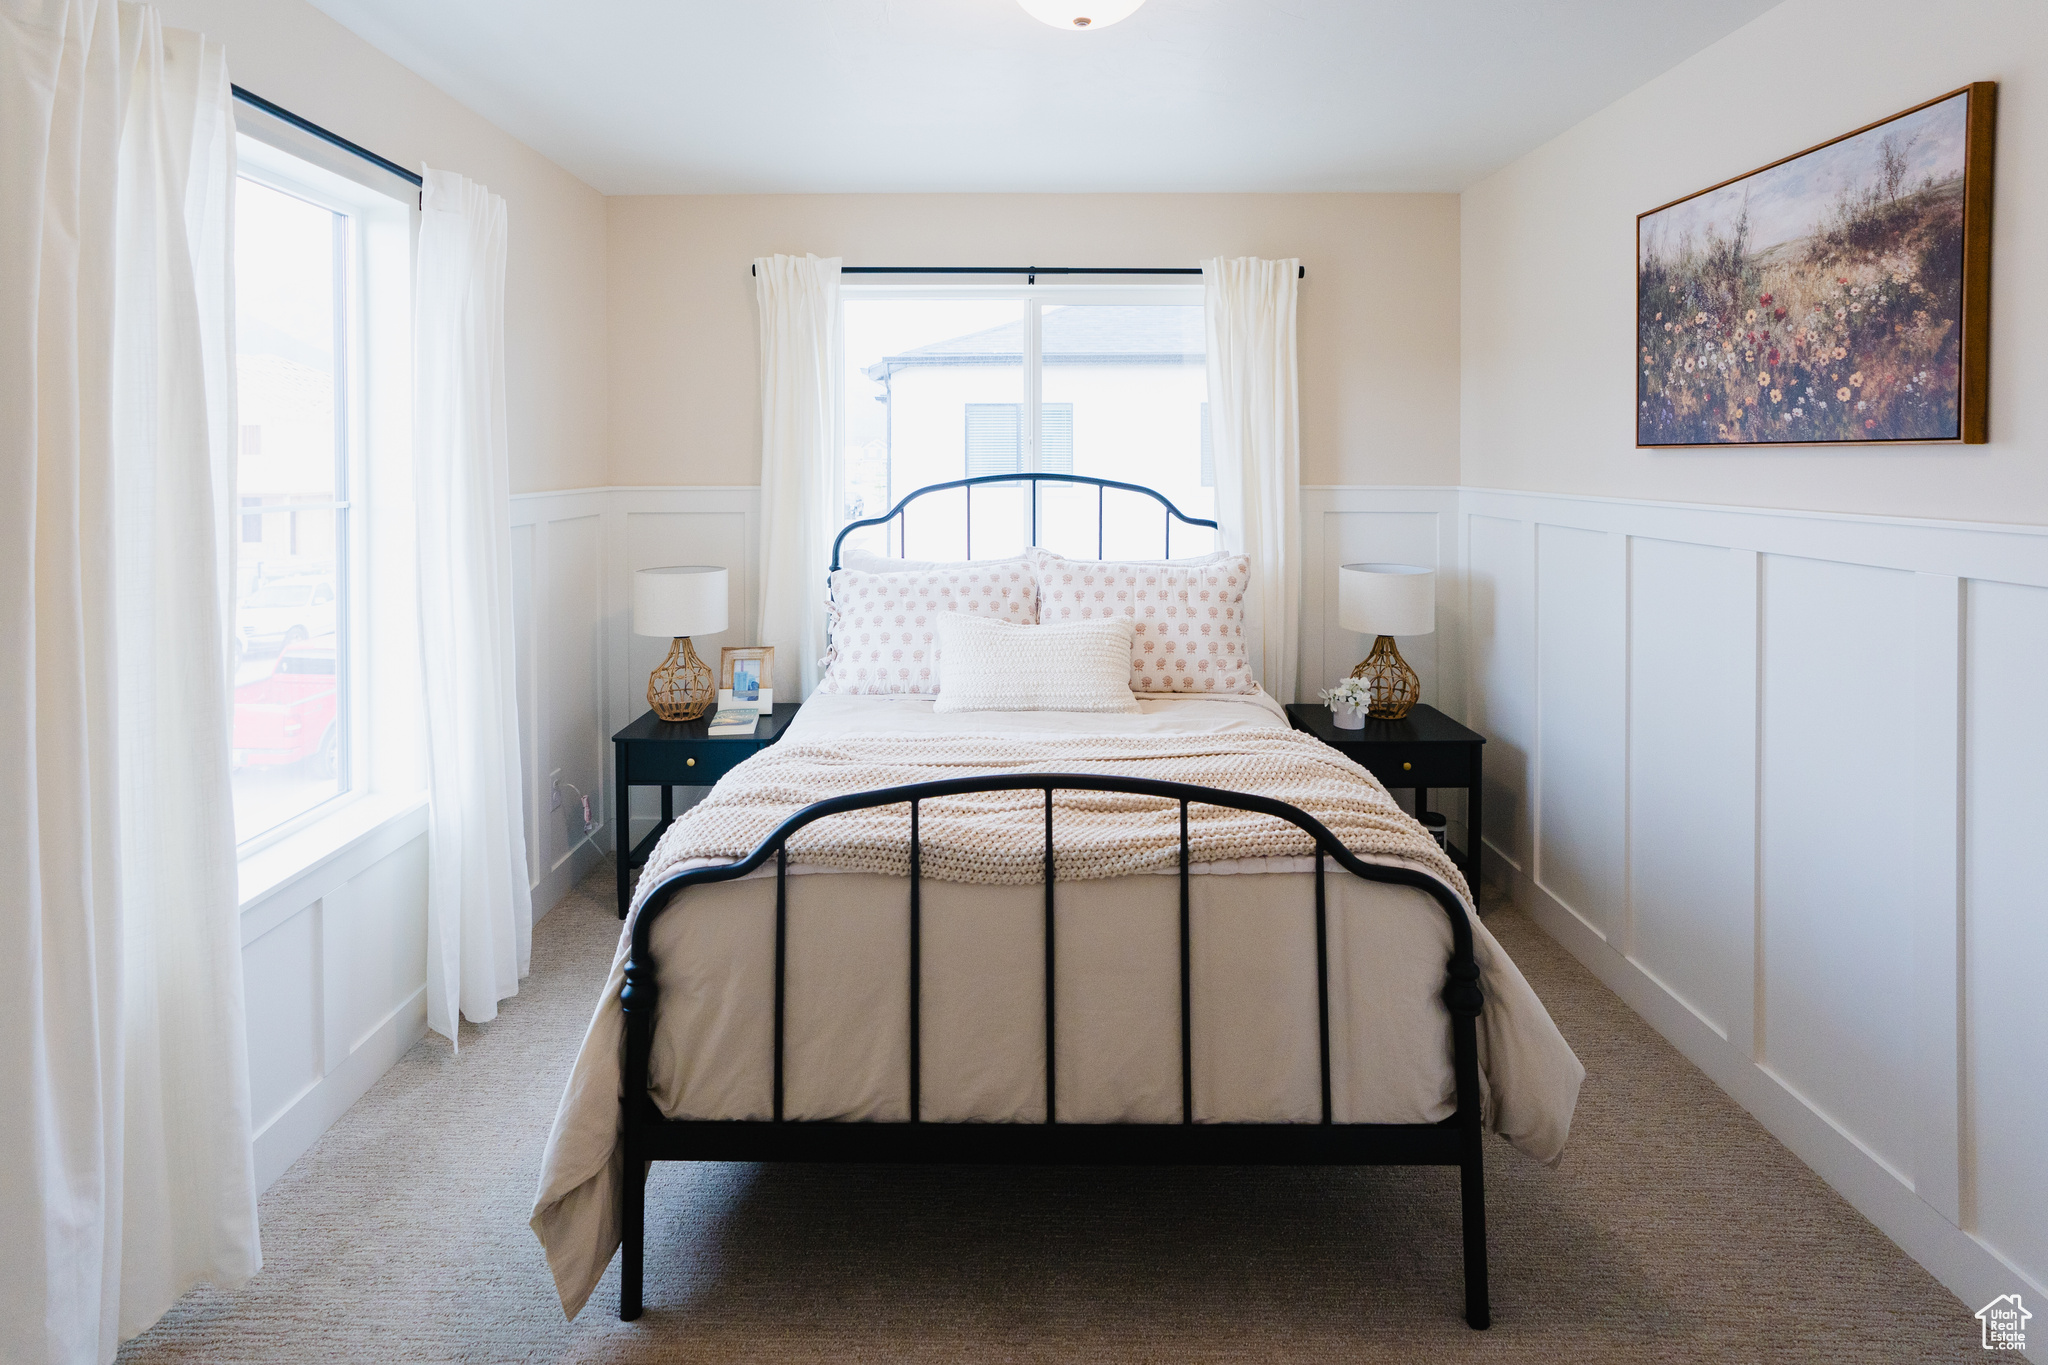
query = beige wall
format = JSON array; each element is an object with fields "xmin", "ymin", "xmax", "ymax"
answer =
[
  {"xmin": 606, "ymin": 194, "xmax": 1460, "ymax": 489},
  {"xmin": 1460, "ymin": 0, "xmax": 2048, "ymax": 524},
  {"xmin": 157, "ymin": 0, "xmax": 609, "ymax": 495}
]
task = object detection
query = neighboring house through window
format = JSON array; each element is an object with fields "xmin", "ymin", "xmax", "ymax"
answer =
[{"xmin": 842, "ymin": 290, "xmax": 1216, "ymax": 562}]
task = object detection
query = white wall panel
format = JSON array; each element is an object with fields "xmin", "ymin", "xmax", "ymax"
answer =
[
  {"xmin": 1533, "ymin": 523, "xmax": 1626, "ymax": 940},
  {"xmin": 328, "ymin": 835, "xmax": 429, "ymax": 1058},
  {"xmin": 241, "ymin": 807, "xmax": 430, "ymax": 1191},
  {"xmin": 510, "ymin": 489, "xmax": 611, "ymax": 915},
  {"xmin": 1963, "ymin": 578, "xmax": 2048, "ymax": 1283},
  {"xmin": 1626, "ymin": 538, "xmax": 1754, "ymax": 1041},
  {"xmin": 1758, "ymin": 554, "xmax": 1918, "ymax": 1179},
  {"xmin": 510, "ymin": 523, "xmax": 538, "ymax": 887},
  {"xmin": 545, "ymin": 514, "xmax": 605, "ymax": 874},
  {"xmin": 243, "ymin": 906, "xmax": 323, "ymax": 1134},
  {"xmin": 1465, "ymin": 513, "xmax": 1532, "ymax": 872}
]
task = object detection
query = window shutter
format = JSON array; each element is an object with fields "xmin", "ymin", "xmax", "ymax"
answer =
[
  {"xmin": 965, "ymin": 403, "xmax": 1022, "ymax": 477},
  {"xmin": 1041, "ymin": 403, "xmax": 1074, "ymax": 475}
]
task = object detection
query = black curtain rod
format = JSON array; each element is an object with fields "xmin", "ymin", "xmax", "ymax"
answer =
[
  {"xmin": 750, "ymin": 264, "xmax": 1306, "ymax": 281},
  {"xmin": 232, "ymin": 85, "xmax": 424, "ymax": 189}
]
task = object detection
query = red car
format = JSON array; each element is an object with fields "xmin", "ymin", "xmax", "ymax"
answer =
[{"xmin": 233, "ymin": 634, "xmax": 339, "ymax": 776}]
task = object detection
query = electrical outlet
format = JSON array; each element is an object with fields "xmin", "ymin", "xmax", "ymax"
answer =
[{"xmin": 549, "ymin": 768, "xmax": 563, "ymax": 811}]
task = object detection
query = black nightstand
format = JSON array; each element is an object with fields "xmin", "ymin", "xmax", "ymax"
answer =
[
  {"xmin": 612, "ymin": 705, "xmax": 802, "ymax": 918},
  {"xmin": 1285, "ymin": 703, "xmax": 1485, "ymax": 888}
]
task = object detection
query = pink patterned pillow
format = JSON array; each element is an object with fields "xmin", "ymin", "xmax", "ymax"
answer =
[
  {"xmin": 820, "ymin": 560, "xmax": 1038, "ymax": 695},
  {"xmin": 1030, "ymin": 549, "xmax": 1256, "ymax": 695}
]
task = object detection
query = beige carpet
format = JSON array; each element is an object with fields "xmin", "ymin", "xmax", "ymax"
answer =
[{"xmin": 119, "ymin": 863, "xmax": 1981, "ymax": 1363}]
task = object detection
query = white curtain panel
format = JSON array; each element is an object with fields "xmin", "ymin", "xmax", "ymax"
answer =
[
  {"xmin": 753, "ymin": 253, "xmax": 842, "ymax": 698},
  {"xmin": 414, "ymin": 167, "xmax": 533, "ymax": 1042},
  {"xmin": 2, "ymin": 3, "xmax": 261, "ymax": 1360},
  {"xmin": 1202, "ymin": 256, "xmax": 1302, "ymax": 704}
]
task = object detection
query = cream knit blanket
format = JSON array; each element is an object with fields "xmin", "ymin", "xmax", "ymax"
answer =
[{"xmin": 631, "ymin": 730, "xmax": 1470, "ymax": 909}]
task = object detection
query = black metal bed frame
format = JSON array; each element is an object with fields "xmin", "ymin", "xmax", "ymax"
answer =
[
  {"xmin": 616, "ymin": 476, "xmax": 1491, "ymax": 1331},
  {"xmin": 830, "ymin": 471, "xmax": 1221, "ymax": 570}
]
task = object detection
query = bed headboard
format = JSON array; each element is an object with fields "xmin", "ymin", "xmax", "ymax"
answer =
[{"xmin": 830, "ymin": 473, "xmax": 1219, "ymax": 571}]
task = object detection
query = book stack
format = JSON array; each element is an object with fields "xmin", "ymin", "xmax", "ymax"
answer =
[{"xmin": 706, "ymin": 704, "xmax": 758, "ymax": 737}]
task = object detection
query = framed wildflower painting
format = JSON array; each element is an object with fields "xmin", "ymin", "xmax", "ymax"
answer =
[{"xmin": 1637, "ymin": 83, "xmax": 1996, "ymax": 447}]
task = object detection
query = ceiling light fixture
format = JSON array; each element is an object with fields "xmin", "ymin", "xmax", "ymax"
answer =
[{"xmin": 1017, "ymin": 0, "xmax": 1145, "ymax": 30}]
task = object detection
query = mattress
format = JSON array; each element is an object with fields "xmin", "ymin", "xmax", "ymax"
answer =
[{"xmin": 531, "ymin": 690, "xmax": 1584, "ymax": 1318}]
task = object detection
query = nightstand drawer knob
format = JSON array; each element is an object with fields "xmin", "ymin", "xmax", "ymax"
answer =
[
  {"xmin": 686, "ymin": 757, "xmax": 696, "ymax": 767},
  {"xmin": 1402, "ymin": 761, "xmax": 1412, "ymax": 771}
]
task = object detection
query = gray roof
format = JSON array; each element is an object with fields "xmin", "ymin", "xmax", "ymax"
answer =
[{"xmin": 867, "ymin": 305, "xmax": 1203, "ymax": 379}]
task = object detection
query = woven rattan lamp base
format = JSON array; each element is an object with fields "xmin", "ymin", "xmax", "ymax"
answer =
[
  {"xmin": 648, "ymin": 636, "xmax": 715, "ymax": 721},
  {"xmin": 1349, "ymin": 634, "xmax": 1420, "ymax": 720}
]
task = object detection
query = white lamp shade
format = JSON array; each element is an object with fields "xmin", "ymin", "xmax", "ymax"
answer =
[
  {"xmin": 1018, "ymin": 0, "xmax": 1145, "ymax": 29},
  {"xmin": 633, "ymin": 566, "xmax": 728, "ymax": 638},
  {"xmin": 1338, "ymin": 563, "xmax": 1435, "ymax": 637}
]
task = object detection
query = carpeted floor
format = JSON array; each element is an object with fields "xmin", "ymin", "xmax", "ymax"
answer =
[{"xmin": 119, "ymin": 862, "xmax": 1982, "ymax": 1363}]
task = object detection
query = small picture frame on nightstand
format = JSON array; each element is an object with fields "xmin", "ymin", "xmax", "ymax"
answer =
[{"xmin": 719, "ymin": 645, "xmax": 774, "ymax": 710}]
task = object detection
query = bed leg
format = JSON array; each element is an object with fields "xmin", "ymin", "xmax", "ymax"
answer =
[
  {"xmin": 1460, "ymin": 1134, "xmax": 1491, "ymax": 1330},
  {"xmin": 620, "ymin": 1150, "xmax": 646, "ymax": 1321}
]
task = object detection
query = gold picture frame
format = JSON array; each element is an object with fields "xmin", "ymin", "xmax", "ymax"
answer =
[
  {"xmin": 1636, "ymin": 82, "xmax": 1995, "ymax": 448},
  {"xmin": 719, "ymin": 645, "xmax": 775, "ymax": 704}
]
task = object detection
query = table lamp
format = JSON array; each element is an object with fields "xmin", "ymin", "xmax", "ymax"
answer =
[
  {"xmin": 633, "ymin": 566, "xmax": 727, "ymax": 721},
  {"xmin": 1338, "ymin": 563, "xmax": 1434, "ymax": 720}
]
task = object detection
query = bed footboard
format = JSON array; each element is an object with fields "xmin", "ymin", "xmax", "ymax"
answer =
[{"xmin": 617, "ymin": 774, "xmax": 1490, "ymax": 1330}]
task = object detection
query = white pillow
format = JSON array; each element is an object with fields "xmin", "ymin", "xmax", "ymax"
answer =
[
  {"xmin": 1030, "ymin": 548, "xmax": 1257, "ymax": 696},
  {"xmin": 932, "ymin": 614, "xmax": 1140, "ymax": 714},
  {"xmin": 819, "ymin": 561, "xmax": 1037, "ymax": 696}
]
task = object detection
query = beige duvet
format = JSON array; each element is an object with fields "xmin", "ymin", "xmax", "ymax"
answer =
[{"xmin": 530, "ymin": 692, "xmax": 1584, "ymax": 1319}]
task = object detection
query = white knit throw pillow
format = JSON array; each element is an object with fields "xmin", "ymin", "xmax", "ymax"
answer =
[{"xmin": 932, "ymin": 614, "xmax": 1141, "ymax": 714}]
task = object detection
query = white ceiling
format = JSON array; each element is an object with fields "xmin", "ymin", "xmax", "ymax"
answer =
[{"xmin": 307, "ymin": 0, "xmax": 1781, "ymax": 195}]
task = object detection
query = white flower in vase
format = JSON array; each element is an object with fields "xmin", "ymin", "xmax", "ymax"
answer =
[{"xmin": 1320, "ymin": 677, "xmax": 1373, "ymax": 729}]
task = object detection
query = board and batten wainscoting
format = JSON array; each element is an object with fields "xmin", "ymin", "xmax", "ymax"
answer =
[
  {"xmin": 258, "ymin": 479, "xmax": 2048, "ymax": 1323},
  {"xmin": 508, "ymin": 488, "xmax": 614, "ymax": 910},
  {"xmin": 1460, "ymin": 486, "xmax": 2048, "ymax": 1320},
  {"xmin": 234, "ymin": 492, "xmax": 612, "ymax": 1193},
  {"xmin": 238, "ymin": 799, "xmax": 429, "ymax": 1191}
]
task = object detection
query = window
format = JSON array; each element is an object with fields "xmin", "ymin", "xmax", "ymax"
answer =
[
  {"xmin": 842, "ymin": 288, "xmax": 1216, "ymax": 562},
  {"xmin": 231, "ymin": 173, "xmax": 350, "ymax": 841},
  {"xmin": 229, "ymin": 125, "xmax": 416, "ymax": 850}
]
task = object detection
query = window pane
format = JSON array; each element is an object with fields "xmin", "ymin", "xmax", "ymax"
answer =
[
  {"xmin": 1040, "ymin": 303, "xmax": 1214, "ymax": 559},
  {"xmin": 842, "ymin": 298, "xmax": 1024, "ymax": 561},
  {"xmin": 231, "ymin": 176, "xmax": 348, "ymax": 842}
]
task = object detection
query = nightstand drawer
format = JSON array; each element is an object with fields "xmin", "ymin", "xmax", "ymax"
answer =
[
  {"xmin": 1350, "ymin": 743, "xmax": 1477, "ymax": 790},
  {"xmin": 623, "ymin": 741, "xmax": 757, "ymax": 787}
]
